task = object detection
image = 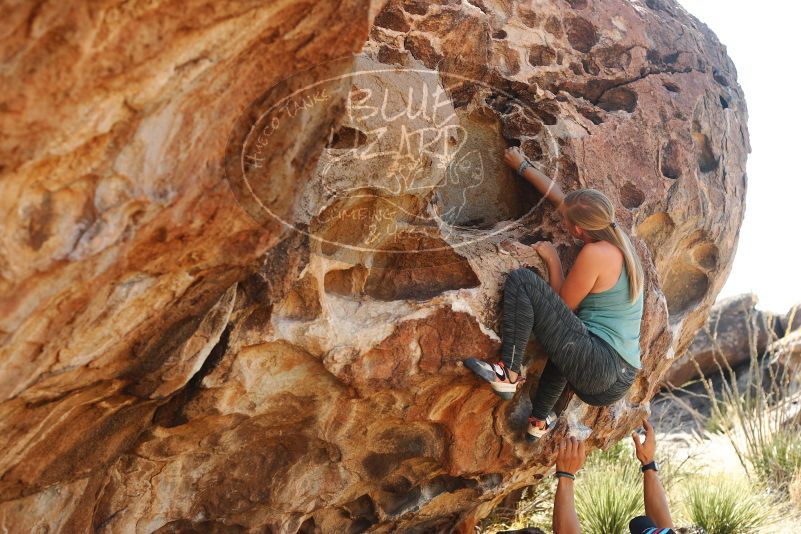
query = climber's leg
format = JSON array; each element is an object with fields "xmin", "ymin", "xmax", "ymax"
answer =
[
  {"xmin": 499, "ymin": 267, "xmax": 590, "ymax": 373},
  {"xmin": 530, "ymin": 360, "xmax": 567, "ymax": 420},
  {"xmin": 499, "ymin": 268, "xmax": 634, "ymax": 414},
  {"xmin": 498, "ymin": 267, "xmax": 539, "ymax": 375},
  {"xmin": 463, "ymin": 267, "xmax": 540, "ymax": 398},
  {"xmin": 466, "ymin": 267, "xmax": 635, "ymax": 405},
  {"xmin": 528, "ymin": 333, "xmax": 635, "ymax": 421},
  {"xmin": 576, "ymin": 341, "xmax": 637, "ymax": 407}
]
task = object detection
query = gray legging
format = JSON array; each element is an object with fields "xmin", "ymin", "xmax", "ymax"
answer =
[{"xmin": 500, "ymin": 267, "xmax": 637, "ymax": 420}]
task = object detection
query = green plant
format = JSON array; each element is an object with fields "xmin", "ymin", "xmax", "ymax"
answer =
[
  {"xmin": 574, "ymin": 444, "xmax": 643, "ymax": 534},
  {"xmin": 748, "ymin": 428, "xmax": 801, "ymax": 496},
  {"xmin": 573, "ymin": 437, "xmax": 697, "ymax": 534},
  {"xmin": 704, "ymin": 343, "xmax": 801, "ymax": 496},
  {"xmin": 702, "ymin": 394, "xmax": 758, "ymax": 435},
  {"xmin": 574, "ymin": 464, "xmax": 641, "ymax": 534},
  {"xmin": 682, "ymin": 477, "xmax": 774, "ymax": 534},
  {"xmin": 587, "ymin": 439, "xmax": 632, "ymax": 466}
]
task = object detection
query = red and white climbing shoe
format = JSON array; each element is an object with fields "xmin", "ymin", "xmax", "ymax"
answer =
[
  {"xmin": 526, "ymin": 412, "xmax": 557, "ymax": 442},
  {"xmin": 463, "ymin": 358, "xmax": 525, "ymax": 400}
]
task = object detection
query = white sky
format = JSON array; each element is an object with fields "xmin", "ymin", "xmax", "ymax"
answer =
[{"xmin": 677, "ymin": 0, "xmax": 801, "ymax": 314}]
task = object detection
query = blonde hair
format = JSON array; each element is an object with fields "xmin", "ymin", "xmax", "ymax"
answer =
[{"xmin": 563, "ymin": 189, "xmax": 644, "ymax": 303}]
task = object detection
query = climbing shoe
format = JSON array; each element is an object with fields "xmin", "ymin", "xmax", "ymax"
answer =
[
  {"xmin": 464, "ymin": 358, "xmax": 525, "ymax": 400},
  {"xmin": 526, "ymin": 412, "xmax": 556, "ymax": 442}
]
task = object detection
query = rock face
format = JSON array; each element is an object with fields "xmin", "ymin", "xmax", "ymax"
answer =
[
  {"xmin": 666, "ymin": 294, "xmax": 781, "ymax": 387},
  {"xmin": 0, "ymin": 1, "xmax": 748, "ymax": 533}
]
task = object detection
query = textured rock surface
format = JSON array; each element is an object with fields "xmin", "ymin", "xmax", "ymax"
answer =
[
  {"xmin": 0, "ymin": 1, "xmax": 381, "ymax": 532},
  {"xmin": 0, "ymin": 0, "xmax": 749, "ymax": 533},
  {"xmin": 666, "ymin": 294, "xmax": 781, "ymax": 386}
]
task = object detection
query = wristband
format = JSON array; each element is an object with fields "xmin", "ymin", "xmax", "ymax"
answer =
[
  {"xmin": 555, "ymin": 470, "xmax": 575, "ymax": 480},
  {"xmin": 640, "ymin": 461, "xmax": 658, "ymax": 473},
  {"xmin": 517, "ymin": 160, "xmax": 532, "ymax": 176}
]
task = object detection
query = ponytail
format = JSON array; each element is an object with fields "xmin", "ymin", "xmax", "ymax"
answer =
[
  {"xmin": 563, "ymin": 189, "xmax": 644, "ymax": 303},
  {"xmin": 611, "ymin": 224, "xmax": 644, "ymax": 303}
]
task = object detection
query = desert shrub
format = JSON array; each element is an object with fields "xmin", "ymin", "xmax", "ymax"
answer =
[
  {"xmin": 682, "ymin": 477, "xmax": 774, "ymax": 534},
  {"xmin": 588, "ymin": 439, "xmax": 632, "ymax": 465},
  {"xmin": 748, "ymin": 428, "xmax": 801, "ymax": 496},
  {"xmin": 574, "ymin": 442, "xmax": 643, "ymax": 534},
  {"xmin": 481, "ymin": 442, "xmax": 645, "ymax": 534},
  {"xmin": 707, "ymin": 359, "xmax": 801, "ymax": 496},
  {"xmin": 703, "ymin": 393, "xmax": 759, "ymax": 435},
  {"xmin": 574, "ymin": 465, "xmax": 641, "ymax": 534}
]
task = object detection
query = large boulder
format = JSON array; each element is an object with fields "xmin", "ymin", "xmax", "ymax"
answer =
[
  {"xmin": 666, "ymin": 294, "xmax": 782, "ymax": 387},
  {"xmin": 0, "ymin": 0, "xmax": 748, "ymax": 532}
]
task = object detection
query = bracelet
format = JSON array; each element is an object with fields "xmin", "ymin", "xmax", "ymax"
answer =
[
  {"xmin": 517, "ymin": 160, "xmax": 532, "ymax": 176},
  {"xmin": 640, "ymin": 461, "xmax": 658, "ymax": 473},
  {"xmin": 555, "ymin": 471, "xmax": 575, "ymax": 480}
]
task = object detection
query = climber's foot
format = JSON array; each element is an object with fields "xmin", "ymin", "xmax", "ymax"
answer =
[
  {"xmin": 463, "ymin": 358, "xmax": 525, "ymax": 400},
  {"xmin": 526, "ymin": 412, "xmax": 556, "ymax": 442}
]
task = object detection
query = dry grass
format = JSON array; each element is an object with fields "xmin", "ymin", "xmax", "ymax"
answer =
[
  {"xmin": 790, "ymin": 471, "xmax": 801, "ymax": 510},
  {"xmin": 681, "ymin": 476, "xmax": 776, "ymax": 534}
]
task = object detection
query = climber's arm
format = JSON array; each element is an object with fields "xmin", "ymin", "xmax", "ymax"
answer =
[
  {"xmin": 519, "ymin": 162, "xmax": 566, "ymax": 209},
  {"xmin": 552, "ymin": 437, "xmax": 585, "ymax": 534},
  {"xmin": 532, "ymin": 242, "xmax": 598, "ymax": 307},
  {"xmin": 557, "ymin": 245, "xmax": 600, "ymax": 311},
  {"xmin": 503, "ymin": 147, "xmax": 566, "ymax": 208},
  {"xmin": 533, "ymin": 241, "xmax": 565, "ymax": 292}
]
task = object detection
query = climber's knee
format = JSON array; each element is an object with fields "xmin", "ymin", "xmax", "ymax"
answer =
[
  {"xmin": 506, "ymin": 269, "xmax": 545, "ymax": 301},
  {"xmin": 504, "ymin": 269, "xmax": 527, "ymax": 296},
  {"xmin": 506, "ymin": 267, "xmax": 530, "ymax": 286},
  {"xmin": 507, "ymin": 266, "xmax": 546, "ymax": 293}
]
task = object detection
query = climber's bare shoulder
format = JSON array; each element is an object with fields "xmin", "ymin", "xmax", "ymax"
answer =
[
  {"xmin": 583, "ymin": 240, "xmax": 621, "ymax": 260},
  {"xmin": 560, "ymin": 242, "xmax": 622, "ymax": 309},
  {"xmin": 560, "ymin": 245, "xmax": 602, "ymax": 310},
  {"xmin": 585, "ymin": 241, "xmax": 624, "ymax": 290}
]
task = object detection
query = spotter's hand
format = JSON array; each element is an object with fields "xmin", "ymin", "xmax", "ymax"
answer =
[
  {"xmin": 631, "ymin": 418, "xmax": 657, "ymax": 466},
  {"xmin": 556, "ymin": 436, "xmax": 586, "ymax": 475}
]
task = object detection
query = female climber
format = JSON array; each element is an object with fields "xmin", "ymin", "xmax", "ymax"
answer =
[{"xmin": 464, "ymin": 146, "xmax": 645, "ymax": 441}]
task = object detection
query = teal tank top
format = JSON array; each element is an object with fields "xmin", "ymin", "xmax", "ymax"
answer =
[{"xmin": 577, "ymin": 262, "xmax": 644, "ymax": 369}]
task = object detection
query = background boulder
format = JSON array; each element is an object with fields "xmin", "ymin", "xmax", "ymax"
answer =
[{"xmin": 666, "ymin": 294, "xmax": 782, "ymax": 387}]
